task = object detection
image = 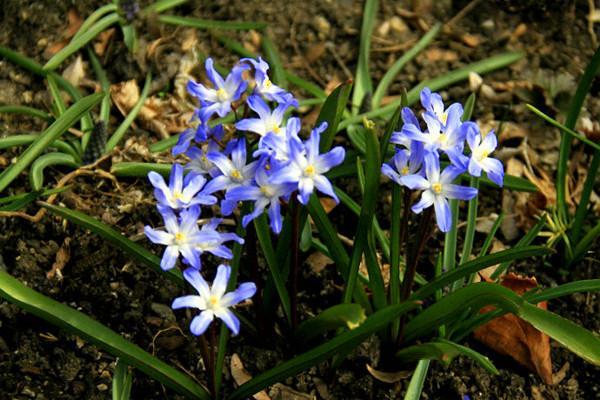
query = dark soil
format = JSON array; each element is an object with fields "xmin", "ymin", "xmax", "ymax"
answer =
[{"xmin": 1, "ymin": 0, "xmax": 599, "ymax": 399}]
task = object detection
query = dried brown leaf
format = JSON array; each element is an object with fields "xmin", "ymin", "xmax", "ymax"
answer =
[
  {"xmin": 474, "ymin": 273, "xmax": 553, "ymax": 384},
  {"xmin": 230, "ymin": 354, "xmax": 270, "ymax": 400},
  {"xmin": 366, "ymin": 364, "xmax": 411, "ymax": 383},
  {"xmin": 47, "ymin": 237, "xmax": 71, "ymax": 280}
]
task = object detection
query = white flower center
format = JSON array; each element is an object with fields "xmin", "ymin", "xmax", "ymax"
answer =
[
  {"xmin": 304, "ymin": 165, "xmax": 316, "ymax": 177},
  {"xmin": 432, "ymin": 182, "xmax": 443, "ymax": 194},
  {"xmin": 216, "ymin": 88, "xmax": 229, "ymax": 102},
  {"xmin": 230, "ymin": 169, "xmax": 243, "ymax": 181}
]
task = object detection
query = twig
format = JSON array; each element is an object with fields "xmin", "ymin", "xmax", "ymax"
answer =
[{"xmin": 445, "ymin": 0, "xmax": 483, "ymax": 30}]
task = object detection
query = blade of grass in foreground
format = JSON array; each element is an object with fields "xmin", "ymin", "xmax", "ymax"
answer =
[
  {"xmin": 0, "ymin": 92, "xmax": 103, "ymax": 193},
  {"xmin": 143, "ymin": 0, "xmax": 188, "ymax": 14},
  {"xmin": 403, "ymin": 359, "xmax": 429, "ymax": 400},
  {"xmin": 0, "ymin": 270, "xmax": 209, "ymax": 400},
  {"xmin": 0, "ymin": 105, "xmax": 52, "ymax": 121},
  {"xmin": 29, "ymin": 153, "xmax": 79, "ymax": 191},
  {"xmin": 228, "ymin": 302, "xmax": 419, "ymax": 400},
  {"xmin": 158, "ymin": 15, "xmax": 267, "ymax": 30},
  {"xmin": 351, "ymin": 0, "xmax": 378, "ymax": 114},
  {"xmin": 112, "ymin": 358, "xmax": 133, "ymax": 400},
  {"xmin": 40, "ymin": 202, "xmax": 184, "ymax": 286}
]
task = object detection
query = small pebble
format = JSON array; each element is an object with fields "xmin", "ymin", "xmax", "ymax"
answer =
[
  {"xmin": 313, "ymin": 15, "xmax": 331, "ymax": 36},
  {"xmin": 389, "ymin": 16, "xmax": 409, "ymax": 34}
]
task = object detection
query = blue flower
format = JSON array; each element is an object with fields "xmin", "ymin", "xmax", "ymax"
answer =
[
  {"xmin": 148, "ymin": 164, "xmax": 217, "ymax": 210},
  {"xmin": 173, "ymin": 113, "xmax": 223, "ymax": 156},
  {"xmin": 243, "ymin": 57, "xmax": 295, "ymax": 104},
  {"xmin": 204, "ymin": 137, "xmax": 259, "ymax": 215},
  {"xmin": 172, "ymin": 265, "xmax": 256, "ymax": 336},
  {"xmin": 270, "ymin": 122, "xmax": 345, "ymax": 205},
  {"xmin": 464, "ymin": 122, "xmax": 504, "ymax": 187},
  {"xmin": 226, "ymin": 164, "xmax": 296, "ymax": 233},
  {"xmin": 381, "ymin": 147, "xmax": 423, "ymax": 187},
  {"xmin": 401, "ymin": 153, "xmax": 478, "ymax": 232},
  {"xmin": 195, "ymin": 218, "xmax": 244, "ymax": 259},
  {"xmin": 187, "ymin": 58, "xmax": 248, "ymax": 119},
  {"xmin": 235, "ymin": 95, "xmax": 294, "ymax": 137},
  {"xmin": 144, "ymin": 206, "xmax": 207, "ymax": 270},
  {"xmin": 401, "ymin": 108, "xmax": 465, "ymax": 157},
  {"xmin": 253, "ymin": 116, "xmax": 302, "ymax": 167},
  {"xmin": 390, "ymin": 107, "xmax": 421, "ymax": 149},
  {"xmin": 420, "ymin": 87, "xmax": 464, "ymax": 128}
]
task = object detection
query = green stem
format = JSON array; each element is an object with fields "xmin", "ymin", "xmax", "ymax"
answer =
[
  {"xmin": 290, "ymin": 196, "xmax": 301, "ymax": 330},
  {"xmin": 571, "ymin": 150, "xmax": 600, "ymax": 243},
  {"xmin": 389, "ymin": 184, "xmax": 402, "ymax": 341}
]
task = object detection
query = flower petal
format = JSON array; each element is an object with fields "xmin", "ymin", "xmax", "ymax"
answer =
[
  {"xmin": 215, "ymin": 308, "xmax": 240, "ymax": 335},
  {"xmin": 171, "ymin": 295, "xmax": 204, "ymax": 310},
  {"xmin": 433, "ymin": 195, "xmax": 452, "ymax": 232},
  {"xmin": 189, "ymin": 311, "xmax": 214, "ymax": 336},
  {"xmin": 211, "ymin": 264, "xmax": 231, "ymax": 299},
  {"xmin": 160, "ymin": 245, "xmax": 179, "ymax": 270},
  {"xmin": 184, "ymin": 268, "xmax": 211, "ymax": 299}
]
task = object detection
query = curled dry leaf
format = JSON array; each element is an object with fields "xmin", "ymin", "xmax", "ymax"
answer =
[
  {"xmin": 366, "ymin": 364, "xmax": 412, "ymax": 384},
  {"xmin": 93, "ymin": 28, "xmax": 116, "ymax": 57},
  {"xmin": 44, "ymin": 9, "xmax": 83, "ymax": 58},
  {"xmin": 474, "ymin": 273, "xmax": 553, "ymax": 384},
  {"xmin": 307, "ymin": 251, "xmax": 334, "ymax": 274},
  {"xmin": 230, "ymin": 353, "xmax": 271, "ymax": 400},
  {"xmin": 62, "ymin": 55, "xmax": 86, "ymax": 88}
]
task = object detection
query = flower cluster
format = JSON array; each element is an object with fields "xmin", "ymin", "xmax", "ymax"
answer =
[
  {"xmin": 382, "ymin": 87, "xmax": 504, "ymax": 232},
  {"xmin": 145, "ymin": 56, "xmax": 347, "ymax": 336}
]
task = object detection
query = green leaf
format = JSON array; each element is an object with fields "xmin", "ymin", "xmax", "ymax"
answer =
[
  {"xmin": 343, "ymin": 124, "xmax": 381, "ymax": 304},
  {"xmin": 261, "ymin": 33, "xmax": 286, "ymax": 88},
  {"xmin": 111, "ymin": 162, "xmax": 172, "ymax": 177},
  {"xmin": 403, "ymin": 360, "xmax": 429, "ymax": 400},
  {"xmin": 143, "ymin": 0, "xmax": 187, "ymax": 15},
  {"xmin": 39, "ymin": 203, "xmax": 184, "ymax": 286},
  {"xmin": 556, "ymin": 45, "xmax": 600, "ymax": 220},
  {"xmin": 571, "ymin": 151, "xmax": 600, "ymax": 243},
  {"xmin": 318, "ymin": 81, "xmax": 353, "ymax": 152},
  {"xmin": 0, "ymin": 92, "xmax": 103, "ymax": 193},
  {"xmin": 105, "ymin": 72, "xmax": 152, "ymax": 152},
  {"xmin": 0, "ymin": 270, "xmax": 209, "ymax": 399},
  {"xmin": 44, "ymin": 13, "xmax": 122, "ymax": 71},
  {"xmin": 158, "ymin": 15, "xmax": 267, "ymax": 30},
  {"xmin": 411, "ymin": 246, "xmax": 551, "ymax": 301},
  {"xmin": 570, "ymin": 220, "xmax": 600, "ymax": 265},
  {"xmin": 351, "ymin": 0, "xmax": 378, "ymax": 114},
  {"xmin": 372, "ymin": 23, "xmax": 441, "ymax": 108},
  {"xmin": 404, "ymin": 282, "xmax": 600, "ymax": 367},
  {"xmin": 0, "ymin": 134, "xmax": 80, "ymax": 161},
  {"xmin": 527, "ymin": 104, "xmax": 600, "ymax": 153},
  {"xmin": 0, "ymin": 186, "xmax": 70, "ymax": 210},
  {"xmin": 294, "ymin": 304, "xmax": 366, "ymax": 342},
  {"xmin": 72, "ymin": 4, "xmax": 119, "ymax": 41},
  {"xmin": 396, "ymin": 339, "xmax": 498, "ymax": 375},
  {"xmin": 254, "ymin": 214, "xmax": 292, "ymax": 325},
  {"xmin": 112, "ymin": 358, "xmax": 133, "ymax": 400},
  {"xmin": 228, "ymin": 302, "xmax": 419, "ymax": 400},
  {"xmin": 121, "ymin": 24, "xmax": 138, "ymax": 54},
  {"xmin": 339, "ymin": 51, "xmax": 525, "ymax": 130},
  {"xmin": 47, "ymin": 73, "xmax": 67, "ymax": 116},
  {"xmin": 29, "ymin": 153, "xmax": 79, "ymax": 191},
  {"xmin": 0, "ymin": 105, "xmax": 52, "ymax": 121},
  {"xmin": 87, "ymin": 47, "xmax": 112, "ymax": 124},
  {"xmin": 479, "ymin": 212, "xmax": 504, "ymax": 257},
  {"xmin": 525, "ymin": 279, "xmax": 600, "ymax": 303}
]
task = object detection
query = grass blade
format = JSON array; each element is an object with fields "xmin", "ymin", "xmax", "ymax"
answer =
[
  {"xmin": 87, "ymin": 47, "xmax": 112, "ymax": 124},
  {"xmin": 339, "ymin": 51, "xmax": 525, "ymax": 130},
  {"xmin": 44, "ymin": 13, "xmax": 122, "ymax": 71},
  {"xmin": 556, "ymin": 45, "xmax": 600, "ymax": 220},
  {"xmin": 318, "ymin": 81, "xmax": 353, "ymax": 152},
  {"xmin": 158, "ymin": 14, "xmax": 267, "ymax": 30},
  {"xmin": 113, "ymin": 358, "xmax": 133, "ymax": 400},
  {"xmin": 73, "ymin": 3, "xmax": 119, "ymax": 40},
  {"xmin": 527, "ymin": 104, "xmax": 600, "ymax": 152},
  {"xmin": 351, "ymin": 0, "xmax": 378, "ymax": 114},
  {"xmin": 228, "ymin": 302, "xmax": 419, "ymax": 400},
  {"xmin": 143, "ymin": 0, "xmax": 187, "ymax": 14},
  {"xmin": 39, "ymin": 202, "xmax": 184, "ymax": 286},
  {"xmin": 0, "ymin": 134, "xmax": 80, "ymax": 160},
  {"xmin": 0, "ymin": 105, "xmax": 52, "ymax": 121},
  {"xmin": 411, "ymin": 246, "xmax": 551, "ymax": 301},
  {"xmin": 29, "ymin": 153, "xmax": 79, "ymax": 191},
  {"xmin": 111, "ymin": 162, "xmax": 172, "ymax": 177},
  {"xmin": 47, "ymin": 73, "xmax": 67, "ymax": 116},
  {"xmin": 343, "ymin": 123, "xmax": 381, "ymax": 303},
  {"xmin": 403, "ymin": 360, "xmax": 429, "ymax": 400},
  {"xmin": 261, "ymin": 33, "xmax": 286, "ymax": 87},
  {"xmin": 105, "ymin": 72, "xmax": 152, "ymax": 152},
  {"xmin": 525, "ymin": 279, "xmax": 600, "ymax": 303},
  {"xmin": 372, "ymin": 23, "xmax": 441, "ymax": 108},
  {"xmin": 294, "ymin": 304, "xmax": 366, "ymax": 342},
  {"xmin": 0, "ymin": 270, "xmax": 209, "ymax": 399},
  {"xmin": 0, "ymin": 92, "xmax": 103, "ymax": 193},
  {"xmin": 396, "ymin": 339, "xmax": 498, "ymax": 375},
  {"xmin": 479, "ymin": 212, "xmax": 505, "ymax": 257},
  {"xmin": 571, "ymin": 151, "xmax": 600, "ymax": 243},
  {"xmin": 459, "ymin": 177, "xmax": 480, "ymax": 263},
  {"xmin": 570, "ymin": 219, "xmax": 600, "ymax": 265},
  {"xmin": 254, "ymin": 214, "xmax": 292, "ymax": 325}
]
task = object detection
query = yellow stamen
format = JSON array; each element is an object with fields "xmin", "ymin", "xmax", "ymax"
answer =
[
  {"xmin": 272, "ymin": 125, "xmax": 281, "ymax": 134},
  {"xmin": 401, "ymin": 166, "xmax": 410, "ymax": 175},
  {"xmin": 439, "ymin": 112, "xmax": 448, "ymax": 125},
  {"xmin": 208, "ymin": 296, "xmax": 218, "ymax": 306},
  {"xmin": 264, "ymin": 78, "xmax": 272, "ymax": 88},
  {"xmin": 173, "ymin": 191, "xmax": 183, "ymax": 200},
  {"xmin": 230, "ymin": 169, "xmax": 242, "ymax": 180},
  {"xmin": 304, "ymin": 165, "xmax": 316, "ymax": 176},
  {"xmin": 175, "ymin": 232, "xmax": 185, "ymax": 242},
  {"xmin": 216, "ymin": 88, "xmax": 228, "ymax": 101},
  {"xmin": 432, "ymin": 183, "xmax": 443, "ymax": 194}
]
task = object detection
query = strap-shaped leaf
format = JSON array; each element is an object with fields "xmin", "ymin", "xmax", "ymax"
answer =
[
  {"xmin": 158, "ymin": 15, "xmax": 267, "ymax": 30},
  {"xmin": 396, "ymin": 339, "xmax": 498, "ymax": 375},
  {"xmin": 30, "ymin": 153, "xmax": 79, "ymax": 191},
  {"xmin": 403, "ymin": 282, "xmax": 600, "ymax": 366},
  {"xmin": 318, "ymin": 81, "xmax": 353, "ymax": 152},
  {"xmin": 294, "ymin": 304, "xmax": 366, "ymax": 342},
  {"xmin": 0, "ymin": 270, "xmax": 209, "ymax": 399},
  {"xmin": 40, "ymin": 203, "xmax": 184, "ymax": 286},
  {"xmin": 112, "ymin": 358, "xmax": 133, "ymax": 400},
  {"xmin": 0, "ymin": 93, "xmax": 103, "ymax": 192},
  {"xmin": 228, "ymin": 301, "xmax": 419, "ymax": 400}
]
